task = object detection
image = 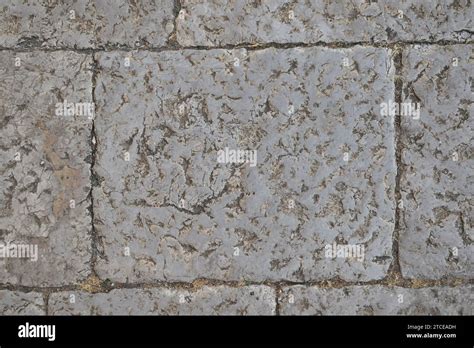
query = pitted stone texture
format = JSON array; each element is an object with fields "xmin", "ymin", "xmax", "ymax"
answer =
[
  {"xmin": 48, "ymin": 286, "xmax": 275, "ymax": 315},
  {"xmin": 400, "ymin": 45, "xmax": 474, "ymax": 279},
  {"xmin": 0, "ymin": 52, "xmax": 92, "ymax": 286},
  {"xmin": 94, "ymin": 47, "xmax": 396, "ymax": 283},
  {"xmin": 0, "ymin": 0, "xmax": 175, "ymax": 48},
  {"xmin": 177, "ymin": 0, "xmax": 473, "ymax": 46},
  {"xmin": 280, "ymin": 285, "xmax": 473, "ymax": 315},
  {"xmin": 0, "ymin": 290, "xmax": 45, "ymax": 315}
]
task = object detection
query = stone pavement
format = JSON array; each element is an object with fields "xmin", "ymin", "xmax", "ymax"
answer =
[{"xmin": 0, "ymin": 0, "xmax": 472, "ymax": 315}]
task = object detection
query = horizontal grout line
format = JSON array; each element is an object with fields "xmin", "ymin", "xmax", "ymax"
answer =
[
  {"xmin": 0, "ymin": 276, "xmax": 472, "ymax": 294},
  {"xmin": 0, "ymin": 40, "xmax": 472, "ymax": 53}
]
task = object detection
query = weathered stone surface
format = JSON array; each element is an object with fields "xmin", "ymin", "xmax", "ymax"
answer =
[
  {"xmin": 279, "ymin": 285, "xmax": 473, "ymax": 315},
  {"xmin": 177, "ymin": 0, "xmax": 474, "ymax": 46},
  {"xmin": 93, "ymin": 47, "xmax": 396, "ymax": 283},
  {"xmin": 399, "ymin": 45, "xmax": 474, "ymax": 279},
  {"xmin": 0, "ymin": 0, "xmax": 471, "ymax": 317},
  {"xmin": 0, "ymin": 290, "xmax": 45, "ymax": 315},
  {"xmin": 0, "ymin": 0, "xmax": 175, "ymax": 48},
  {"xmin": 48, "ymin": 285, "xmax": 275, "ymax": 315},
  {"xmin": 0, "ymin": 51, "xmax": 92, "ymax": 286}
]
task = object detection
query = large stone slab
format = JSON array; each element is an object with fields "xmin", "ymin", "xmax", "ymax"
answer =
[
  {"xmin": 399, "ymin": 44, "xmax": 474, "ymax": 279},
  {"xmin": 0, "ymin": 0, "xmax": 175, "ymax": 48},
  {"xmin": 93, "ymin": 47, "xmax": 396, "ymax": 283},
  {"xmin": 177, "ymin": 0, "xmax": 474, "ymax": 46},
  {"xmin": 0, "ymin": 290, "xmax": 45, "ymax": 315},
  {"xmin": 0, "ymin": 51, "xmax": 92, "ymax": 286},
  {"xmin": 48, "ymin": 285, "xmax": 275, "ymax": 315},
  {"xmin": 279, "ymin": 285, "xmax": 473, "ymax": 315}
]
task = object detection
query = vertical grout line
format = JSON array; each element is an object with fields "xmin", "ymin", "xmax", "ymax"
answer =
[
  {"xmin": 173, "ymin": 0, "xmax": 182, "ymax": 20},
  {"xmin": 89, "ymin": 52, "xmax": 100, "ymax": 278},
  {"xmin": 387, "ymin": 45, "xmax": 405, "ymax": 284},
  {"xmin": 275, "ymin": 286, "xmax": 281, "ymax": 316},
  {"xmin": 44, "ymin": 291, "xmax": 50, "ymax": 315},
  {"xmin": 168, "ymin": 0, "xmax": 182, "ymax": 48}
]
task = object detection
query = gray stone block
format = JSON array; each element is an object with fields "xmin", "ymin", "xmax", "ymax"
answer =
[
  {"xmin": 0, "ymin": 290, "xmax": 45, "ymax": 315},
  {"xmin": 400, "ymin": 44, "xmax": 474, "ymax": 279},
  {"xmin": 0, "ymin": 0, "xmax": 175, "ymax": 48},
  {"xmin": 93, "ymin": 47, "xmax": 396, "ymax": 283},
  {"xmin": 280, "ymin": 285, "xmax": 473, "ymax": 315},
  {"xmin": 48, "ymin": 285, "xmax": 276, "ymax": 315},
  {"xmin": 0, "ymin": 51, "xmax": 92, "ymax": 286},
  {"xmin": 177, "ymin": 0, "xmax": 474, "ymax": 46}
]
